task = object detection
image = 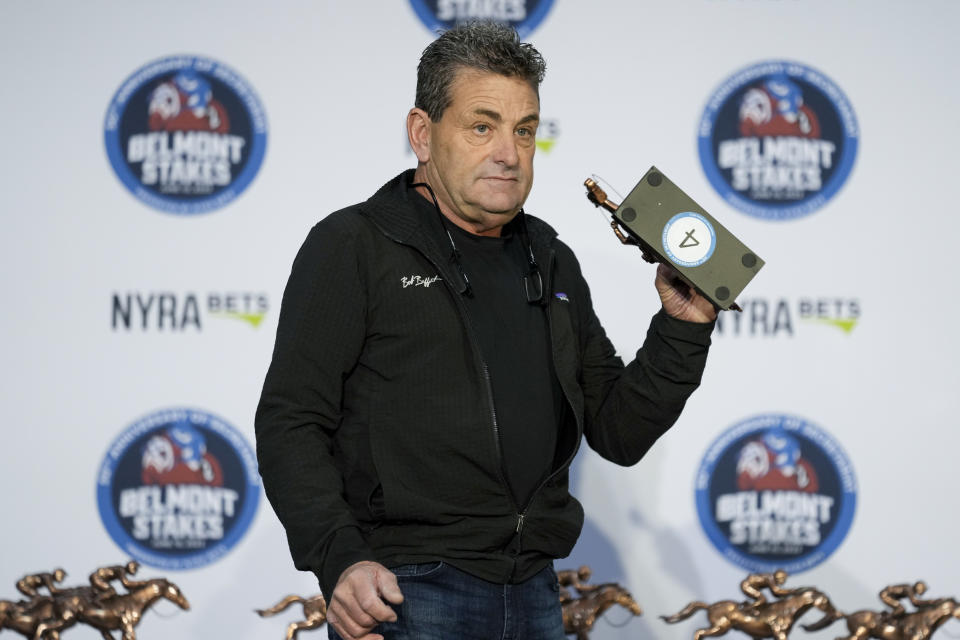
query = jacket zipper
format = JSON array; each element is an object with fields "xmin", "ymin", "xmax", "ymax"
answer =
[
  {"xmin": 377, "ymin": 221, "xmax": 574, "ymax": 574},
  {"xmin": 375, "ymin": 225, "xmax": 522, "ymax": 521},
  {"xmin": 512, "ymin": 248, "xmax": 582, "ymax": 537}
]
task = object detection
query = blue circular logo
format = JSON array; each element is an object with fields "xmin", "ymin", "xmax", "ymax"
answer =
[
  {"xmin": 104, "ymin": 56, "xmax": 268, "ymax": 215},
  {"xmin": 96, "ymin": 408, "xmax": 261, "ymax": 570},
  {"xmin": 408, "ymin": 0, "xmax": 555, "ymax": 38},
  {"xmin": 695, "ymin": 414, "xmax": 856, "ymax": 573},
  {"xmin": 697, "ymin": 61, "xmax": 858, "ymax": 221},
  {"xmin": 662, "ymin": 212, "xmax": 717, "ymax": 267}
]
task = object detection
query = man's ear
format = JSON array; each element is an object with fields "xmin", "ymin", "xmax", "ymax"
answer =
[{"xmin": 407, "ymin": 108, "xmax": 432, "ymax": 163}]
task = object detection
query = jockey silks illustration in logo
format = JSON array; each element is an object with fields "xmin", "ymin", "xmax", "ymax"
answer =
[
  {"xmin": 97, "ymin": 408, "xmax": 260, "ymax": 570},
  {"xmin": 104, "ymin": 56, "xmax": 267, "ymax": 215},
  {"xmin": 141, "ymin": 419, "xmax": 223, "ymax": 485},
  {"xmin": 408, "ymin": 0, "xmax": 555, "ymax": 38},
  {"xmin": 698, "ymin": 61, "xmax": 858, "ymax": 220},
  {"xmin": 736, "ymin": 429, "xmax": 818, "ymax": 492},
  {"xmin": 695, "ymin": 414, "xmax": 856, "ymax": 573}
]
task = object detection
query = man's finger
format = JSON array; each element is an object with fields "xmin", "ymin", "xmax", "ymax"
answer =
[
  {"xmin": 333, "ymin": 595, "xmax": 378, "ymax": 632},
  {"xmin": 329, "ymin": 612, "xmax": 385, "ymax": 640},
  {"xmin": 329, "ymin": 561, "xmax": 402, "ymax": 636},
  {"xmin": 329, "ymin": 603, "xmax": 377, "ymax": 640},
  {"xmin": 356, "ymin": 587, "xmax": 398, "ymax": 623},
  {"xmin": 339, "ymin": 575, "xmax": 398, "ymax": 625},
  {"xmin": 377, "ymin": 569, "xmax": 404, "ymax": 606}
]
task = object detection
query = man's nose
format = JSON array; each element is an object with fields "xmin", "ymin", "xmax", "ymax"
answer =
[{"xmin": 491, "ymin": 130, "xmax": 520, "ymax": 167}]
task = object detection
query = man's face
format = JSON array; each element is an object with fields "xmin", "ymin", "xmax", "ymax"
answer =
[{"xmin": 422, "ymin": 69, "xmax": 539, "ymax": 235}]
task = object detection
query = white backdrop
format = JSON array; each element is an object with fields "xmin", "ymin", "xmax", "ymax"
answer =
[{"xmin": 2, "ymin": 1, "xmax": 958, "ymax": 639}]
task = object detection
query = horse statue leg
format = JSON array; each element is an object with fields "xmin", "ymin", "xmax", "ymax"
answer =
[
  {"xmin": 694, "ymin": 621, "xmax": 732, "ymax": 640},
  {"xmin": 31, "ymin": 625, "xmax": 61, "ymax": 640},
  {"xmin": 288, "ymin": 617, "xmax": 325, "ymax": 640},
  {"xmin": 33, "ymin": 614, "xmax": 71, "ymax": 640},
  {"xmin": 286, "ymin": 620, "xmax": 303, "ymax": 640}
]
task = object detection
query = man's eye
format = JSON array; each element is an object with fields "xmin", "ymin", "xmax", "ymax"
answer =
[
  {"xmin": 517, "ymin": 127, "xmax": 533, "ymax": 137},
  {"xmin": 475, "ymin": 124, "xmax": 489, "ymax": 134}
]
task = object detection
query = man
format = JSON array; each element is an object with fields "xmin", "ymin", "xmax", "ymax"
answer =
[{"xmin": 256, "ymin": 22, "xmax": 716, "ymax": 640}]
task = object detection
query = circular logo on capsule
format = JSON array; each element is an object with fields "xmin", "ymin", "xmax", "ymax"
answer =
[{"xmin": 662, "ymin": 212, "xmax": 716, "ymax": 267}]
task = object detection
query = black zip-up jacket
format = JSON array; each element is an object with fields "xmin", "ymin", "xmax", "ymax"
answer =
[{"xmin": 255, "ymin": 171, "xmax": 714, "ymax": 601}]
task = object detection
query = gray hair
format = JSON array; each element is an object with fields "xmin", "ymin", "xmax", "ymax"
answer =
[{"xmin": 416, "ymin": 21, "xmax": 546, "ymax": 121}]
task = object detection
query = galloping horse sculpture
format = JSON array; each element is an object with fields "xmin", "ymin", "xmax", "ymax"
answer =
[
  {"xmin": 256, "ymin": 594, "xmax": 328, "ymax": 640},
  {"xmin": 803, "ymin": 597, "xmax": 960, "ymax": 640},
  {"xmin": 562, "ymin": 582, "xmax": 643, "ymax": 639},
  {"xmin": 42, "ymin": 578, "xmax": 190, "ymax": 640},
  {"xmin": 662, "ymin": 587, "xmax": 838, "ymax": 640},
  {"xmin": 1, "ymin": 567, "xmax": 188, "ymax": 640}
]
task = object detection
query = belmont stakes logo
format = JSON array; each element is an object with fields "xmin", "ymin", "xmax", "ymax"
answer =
[
  {"xmin": 695, "ymin": 414, "xmax": 857, "ymax": 573},
  {"xmin": 97, "ymin": 408, "xmax": 260, "ymax": 569},
  {"xmin": 698, "ymin": 61, "xmax": 858, "ymax": 220},
  {"xmin": 408, "ymin": 0, "xmax": 555, "ymax": 37},
  {"xmin": 104, "ymin": 55, "xmax": 267, "ymax": 215}
]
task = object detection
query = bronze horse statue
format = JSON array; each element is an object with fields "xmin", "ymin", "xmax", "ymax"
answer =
[
  {"xmin": 0, "ymin": 596, "xmax": 61, "ymax": 639},
  {"xmin": 562, "ymin": 582, "xmax": 643, "ymax": 639},
  {"xmin": 256, "ymin": 593, "xmax": 328, "ymax": 639},
  {"xmin": 803, "ymin": 597, "xmax": 960, "ymax": 640},
  {"xmin": 32, "ymin": 578, "xmax": 190, "ymax": 640},
  {"xmin": 662, "ymin": 587, "xmax": 838, "ymax": 640}
]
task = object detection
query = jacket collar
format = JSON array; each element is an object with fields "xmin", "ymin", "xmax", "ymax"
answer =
[
  {"xmin": 361, "ymin": 170, "xmax": 559, "ymax": 245},
  {"xmin": 359, "ymin": 170, "xmax": 560, "ymax": 300}
]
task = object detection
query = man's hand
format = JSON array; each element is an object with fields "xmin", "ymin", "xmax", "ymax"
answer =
[
  {"xmin": 327, "ymin": 561, "xmax": 404, "ymax": 640},
  {"xmin": 655, "ymin": 264, "xmax": 718, "ymax": 323}
]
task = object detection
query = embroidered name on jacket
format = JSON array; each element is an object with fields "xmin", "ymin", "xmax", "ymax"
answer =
[{"xmin": 401, "ymin": 275, "xmax": 442, "ymax": 289}]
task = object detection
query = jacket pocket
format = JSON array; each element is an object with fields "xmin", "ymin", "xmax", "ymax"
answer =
[{"xmin": 390, "ymin": 561, "xmax": 446, "ymax": 579}]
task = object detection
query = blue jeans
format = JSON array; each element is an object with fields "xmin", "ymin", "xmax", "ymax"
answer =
[{"xmin": 328, "ymin": 562, "xmax": 564, "ymax": 640}]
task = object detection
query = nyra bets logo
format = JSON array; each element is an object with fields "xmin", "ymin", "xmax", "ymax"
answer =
[
  {"xmin": 695, "ymin": 414, "xmax": 856, "ymax": 573},
  {"xmin": 408, "ymin": 0, "xmax": 555, "ymax": 38},
  {"xmin": 97, "ymin": 408, "xmax": 260, "ymax": 569},
  {"xmin": 104, "ymin": 56, "xmax": 267, "ymax": 215},
  {"xmin": 698, "ymin": 61, "xmax": 858, "ymax": 220}
]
